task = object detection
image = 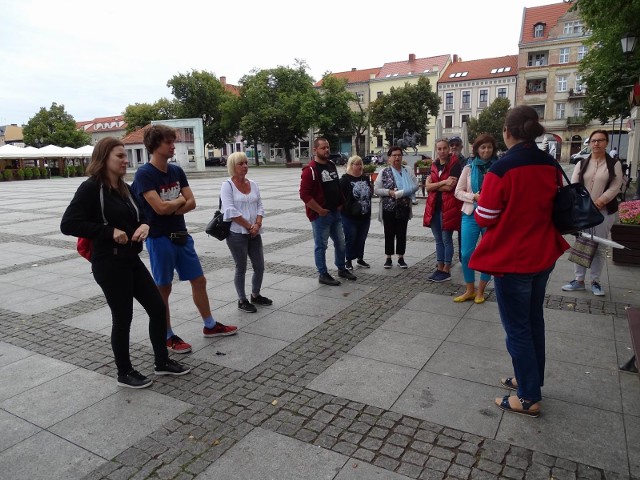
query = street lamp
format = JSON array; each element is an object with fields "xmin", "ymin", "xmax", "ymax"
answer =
[{"xmin": 621, "ymin": 33, "xmax": 637, "ymax": 58}]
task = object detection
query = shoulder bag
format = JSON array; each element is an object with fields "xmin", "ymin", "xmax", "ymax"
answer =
[
  {"xmin": 206, "ymin": 180, "xmax": 233, "ymax": 241},
  {"xmin": 567, "ymin": 231, "xmax": 598, "ymax": 268},
  {"xmin": 553, "ymin": 161, "xmax": 604, "ymax": 235}
]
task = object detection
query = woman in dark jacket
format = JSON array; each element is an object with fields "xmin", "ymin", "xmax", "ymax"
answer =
[
  {"xmin": 423, "ymin": 138, "xmax": 462, "ymax": 282},
  {"xmin": 340, "ymin": 155, "xmax": 373, "ymax": 270},
  {"xmin": 61, "ymin": 137, "xmax": 190, "ymax": 389}
]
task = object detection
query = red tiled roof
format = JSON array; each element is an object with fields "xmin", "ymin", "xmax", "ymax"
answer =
[
  {"xmin": 377, "ymin": 54, "xmax": 451, "ymax": 79},
  {"xmin": 76, "ymin": 115, "xmax": 127, "ymax": 132},
  {"xmin": 520, "ymin": 2, "xmax": 573, "ymax": 45},
  {"xmin": 314, "ymin": 67, "xmax": 381, "ymax": 87},
  {"xmin": 121, "ymin": 125, "xmax": 149, "ymax": 145},
  {"xmin": 439, "ymin": 55, "xmax": 518, "ymax": 84}
]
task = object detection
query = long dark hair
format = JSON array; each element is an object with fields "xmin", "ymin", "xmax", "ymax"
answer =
[{"xmin": 85, "ymin": 137, "xmax": 129, "ymax": 197}]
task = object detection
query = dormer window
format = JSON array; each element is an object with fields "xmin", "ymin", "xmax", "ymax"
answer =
[{"xmin": 534, "ymin": 23, "xmax": 545, "ymax": 38}]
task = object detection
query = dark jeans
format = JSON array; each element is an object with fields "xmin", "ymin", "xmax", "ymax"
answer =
[
  {"xmin": 93, "ymin": 256, "xmax": 168, "ymax": 376},
  {"xmin": 493, "ymin": 265, "xmax": 554, "ymax": 403},
  {"xmin": 341, "ymin": 215, "xmax": 371, "ymax": 261},
  {"xmin": 311, "ymin": 211, "xmax": 346, "ymax": 275},
  {"xmin": 382, "ymin": 210, "xmax": 408, "ymax": 256},
  {"xmin": 226, "ymin": 231, "xmax": 265, "ymax": 300}
]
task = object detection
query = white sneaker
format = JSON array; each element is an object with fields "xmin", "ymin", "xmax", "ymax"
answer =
[{"xmin": 591, "ymin": 281, "xmax": 605, "ymax": 296}]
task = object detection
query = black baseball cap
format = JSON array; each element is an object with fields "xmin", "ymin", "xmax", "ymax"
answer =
[{"xmin": 448, "ymin": 136, "xmax": 462, "ymax": 145}]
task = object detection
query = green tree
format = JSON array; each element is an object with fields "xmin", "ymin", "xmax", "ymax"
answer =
[
  {"xmin": 123, "ymin": 98, "xmax": 179, "ymax": 134},
  {"xmin": 466, "ymin": 97, "xmax": 511, "ymax": 152},
  {"xmin": 238, "ymin": 62, "xmax": 318, "ymax": 162},
  {"xmin": 23, "ymin": 103, "xmax": 91, "ymax": 147},
  {"xmin": 167, "ymin": 70, "xmax": 237, "ymax": 148},
  {"xmin": 369, "ymin": 77, "xmax": 440, "ymax": 147},
  {"xmin": 351, "ymin": 101, "xmax": 371, "ymax": 157},
  {"xmin": 314, "ymin": 74, "xmax": 356, "ymax": 149},
  {"xmin": 573, "ymin": 0, "xmax": 640, "ymax": 123}
]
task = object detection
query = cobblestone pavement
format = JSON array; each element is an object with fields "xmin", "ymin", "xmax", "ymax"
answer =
[{"xmin": 0, "ymin": 169, "xmax": 638, "ymax": 480}]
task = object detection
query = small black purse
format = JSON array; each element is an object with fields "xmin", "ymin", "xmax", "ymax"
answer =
[
  {"xmin": 205, "ymin": 197, "xmax": 232, "ymax": 241},
  {"xmin": 553, "ymin": 162, "xmax": 604, "ymax": 235}
]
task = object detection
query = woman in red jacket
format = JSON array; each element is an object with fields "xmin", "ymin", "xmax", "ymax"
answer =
[
  {"xmin": 469, "ymin": 106, "xmax": 569, "ymax": 417},
  {"xmin": 423, "ymin": 138, "xmax": 462, "ymax": 282}
]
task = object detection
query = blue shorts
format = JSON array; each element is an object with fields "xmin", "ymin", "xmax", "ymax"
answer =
[{"xmin": 146, "ymin": 235, "xmax": 203, "ymax": 286}]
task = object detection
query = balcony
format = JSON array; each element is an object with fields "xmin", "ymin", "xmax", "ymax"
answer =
[
  {"xmin": 567, "ymin": 116, "xmax": 587, "ymax": 126},
  {"xmin": 568, "ymin": 88, "xmax": 587, "ymax": 99}
]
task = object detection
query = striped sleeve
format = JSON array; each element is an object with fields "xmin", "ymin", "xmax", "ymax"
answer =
[{"xmin": 473, "ymin": 172, "xmax": 505, "ymax": 228}]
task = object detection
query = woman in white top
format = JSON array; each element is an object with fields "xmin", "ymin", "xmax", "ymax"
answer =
[
  {"xmin": 562, "ymin": 130, "xmax": 623, "ymax": 296},
  {"xmin": 221, "ymin": 152, "xmax": 272, "ymax": 313}
]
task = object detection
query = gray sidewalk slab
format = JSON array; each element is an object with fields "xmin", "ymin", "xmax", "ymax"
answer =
[{"xmin": 0, "ymin": 171, "xmax": 638, "ymax": 480}]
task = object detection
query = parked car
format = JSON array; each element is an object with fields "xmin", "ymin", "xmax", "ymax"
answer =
[
  {"xmin": 205, "ymin": 156, "xmax": 226, "ymax": 167},
  {"xmin": 570, "ymin": 146, "xmax": 591, "ymax": 164},
  {"xmin": 363, "ymin": 154, "xmax": 379, "ymax": 165},
  {"xmin": 329, "ymin": 153, "xmax": 347, "ymax": 165}
]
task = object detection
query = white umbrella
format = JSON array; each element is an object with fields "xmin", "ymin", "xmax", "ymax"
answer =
[
  {"xmin": 76, "ymin": 145, "xmax": 94, "ymax": 157},
  {"xmin": 579, "ymin": 232, "xmax": 627, "ymax": 249}
]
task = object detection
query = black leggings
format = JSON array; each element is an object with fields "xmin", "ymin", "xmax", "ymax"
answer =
[
  {"xmin": 92, "ymin": 256, "xmax": 167, "ymax": 375},
  {"xmin": 382, "ymin": 210, "xmax": 408, "ymax": 256}
]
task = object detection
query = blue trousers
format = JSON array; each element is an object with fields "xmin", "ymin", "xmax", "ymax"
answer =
[
  {"xmin": 460, "ymin": 214, "xmax": 491, "ymax": 283},
  {"xmin": 493, "ymin": 266, "xmax": 554, "ymax": 403},
  {"xmin": 341, "ymin": 215, "xmax": 370, "ymax": 261},
  {"xmin": 430, "ymin": 208, "xmax": 454, "ymax": 265},
  {"xmin": 311, "ymin": 211, "xmax": 346, "ymax": 275}
]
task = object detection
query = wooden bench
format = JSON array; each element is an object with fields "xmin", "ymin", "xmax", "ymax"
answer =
[{"xmin": 620, "ymin": 307, "xmax": 640, "ymax": 374}]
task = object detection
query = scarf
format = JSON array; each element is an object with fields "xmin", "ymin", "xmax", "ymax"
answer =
[
  {"xmin": 391, "ymin": 166, "xmax": 413, "ymax": 194},
  {"xmin": 470, "ymin": 156, "xmax": 494, "ymax": 194}
]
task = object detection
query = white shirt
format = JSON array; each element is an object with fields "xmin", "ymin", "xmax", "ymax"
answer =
[{"xmin": 220, "ymin": 178, "xmax": 265, "ymax": 234}]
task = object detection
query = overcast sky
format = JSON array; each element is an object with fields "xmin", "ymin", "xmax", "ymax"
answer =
[{"xmin": 1, "ymin": 0, "xmax": 560, "ymax": 126}]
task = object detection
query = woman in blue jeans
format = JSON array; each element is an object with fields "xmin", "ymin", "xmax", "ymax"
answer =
[
  {"xmin": 469, "ymin": 106, "xmax": 569, "ymax": 417},
  {"xmin": 221, "ymin": 152, "xmax": 272, "ymax": 313},
  {"xmin": 340, "ymin": 156, "xmax": 372, "ymax": 270},
  {"xmin": 453, "ymin": 134, "xmax": 497, "ymax": 303}
]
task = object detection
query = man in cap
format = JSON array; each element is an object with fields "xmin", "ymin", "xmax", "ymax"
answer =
[{"xmin": 448, "ymin": 136, "xmax": 466, "ymax": 164}]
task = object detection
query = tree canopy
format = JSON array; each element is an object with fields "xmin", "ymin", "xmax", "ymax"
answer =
[
  {"xmin": 123, "ymin": 98, "xmax": 179, "ymax": 134},
  {"xmin": 238, "ymin": 63, "xmax": 318, "ymax": 162},
  {"xmin": 369, "ymin": 77, "xmax": 440, "ymax": 147},
  {"xmin": 466, "ymin": 97, "xmax": 511, "ymax": 152},
  {"xmin": 22, "ymin": 102, "xmax": 90, "ymax": 147},
  {"xmin": 167, "ymin": 70, "xmax": 237, "ymax": 148},
  {"xmin": 314, "ymin": 74, "xmax": 356, "ymax": 149},
  {"xmin": 574, "ymin": 0, "xmax": 640, "ymax": 123}
]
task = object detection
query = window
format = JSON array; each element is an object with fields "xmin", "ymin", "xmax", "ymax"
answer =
[
  {"xmin": 573, "ymin": 101, "xmax": 584, "ymax": 117},
  {"xmin": 377, "ymin": 91, "xmax": 383, "ymax": 98},
  {"xmin": 445, "ymin": 115, "xmax": 453, "ymax": 129},
  {"xmin": 563, "ymin": 21, "xmax": 584, "ymax": 35},
  {"xmin": 461, "ymin": 90, "xmax": 470, "ymax": 109},
  {"xmin": 532, "ymin": 105, "xmax": 545, "ymax": 119},
  {"xmin": 556, "ymin": 103, "xmax": 566, "ymax": 119},
  {"xmin": 559, "ymin": 48, "xmax": 569, "ymax": 63},
  {"xmin": 356, "ymin": 92, "xmax": 364, "ymax": 104},
  {"xmin": 526, "ymin": 79, "xmax": 547, "ymax": 93},
  {"xmin": 557, "ymin": 75, "xmax": 568, "ymax": 92},
  {"xmin": 497, "ymin": 87, "xmax": 507, "ymax": 98},
  {"xmin": 376, "ymin": 135, "xmax": 383, "ymax": 148},
  {"xmin": 527, "ymin": 53, "xmax": 547, "ymax": 67},
  {"xmin": 577, "ymin": 46, "xmax": 588, "ymax": 61},
  {"xmin": 445, "ymin": 92, "xmax": 454, "ymax": 110},
  {"xmin": 461, "ymin": 114, "xmax": 470, "ymax": 125},
  {"xmin": 534, "ymin": 24, "xmax": 544, "ymax": 38},
  {"xmin": 575, "ymin": 75, "xmax": 586, "ymax": 93},
  {"xmin": 479, "ymin": 89, "xmax": 488, "ymax": 107}
]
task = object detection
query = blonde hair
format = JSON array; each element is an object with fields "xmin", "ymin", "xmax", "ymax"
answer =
[
  {"xmin": 227, "ymin": 151, "xmax": 248, "ymax": 176},
  {"xmin": 346, "ymin": 155, "xmax": 363, "ymax": 175}
]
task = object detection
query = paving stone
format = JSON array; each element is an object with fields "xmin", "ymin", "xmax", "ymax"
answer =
[
  {"xmin": 353, "ymin": 448, "xmax": 376, "ymax": 462},
  {"xmin": 552, "ymin": 468, "xmax": 578, "ymax": 480},
  {"xmin": 501, "ymin": 466, "xmax": 525, "ymax": 480},
  {"xmin": 361, "ymin": 437, "xmax": 384, "ymax": 451},
  {"xmin": 412, "ymin": 440, "xmax": 434, "ymax": 455},
  {"xmin": 373, "ymin": 455, "xmax": 400, "ymax": 471},
  {"xmin": 531, "ymin": 451, "xmax": 556, "ymax": 467},
  {"xmin": 448, "ymin": 464, "xmax": 472, "ymax": 480},
  {"xmin": 577, "ymin": 464, "xmax": 602, "ymax": 480},
  {"xmin": 525, "ymin": 462, "xmax": 551, "ymax": 480},
  {"xmin": 505, "ymin": 454, "xmax": 529, "ymax": 470},
  {"xmin": 426, "ymin": 457, "xmax": 452, "ymax": 472},
  {"xmin": 380, "ymin": 443, "xmax": 405, "ymax": 459},
  {"xmin": 388, "ymin": 433, "xmax": 411, "ymax": 448},
  {"xmin": 470, "ymin": 467, "xmax": 499, "ymax": 480},
  {"xmin": 456, "ymin": 452, "xmax": 476, "ymax": 468},
  {"xmin": 333, "ymin": 441, "xmax": 358, "ymax": 456},
  {"xmin": 421, "ymin": 467, "xmax": 446, "ymax": 480},
  {"xmin": 431, "ymin": 446, "xmax": 456, "ymax": 462},
  {"xmin": 556, "ymin": 459, "xmax": 578, "ymax": 472},
  {"xmin": 477, "ymin": 459, "xmax": 503, "ymax": 475},
  {"xmin": 417, "ymin": 430, "xmax": 438, "ymax": 444},
  {"xmin": 402, "ymin": 449, "xmax": 429, "ymax": 467}
]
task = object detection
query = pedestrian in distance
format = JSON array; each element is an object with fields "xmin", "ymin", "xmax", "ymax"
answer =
[
  {"xmin": 300, "ymin": 137, "xmax": 357, "ymax": 286},
  {"xmin": 221, "ymin": 152, "xmax": 272, "ymax": 313},
  {"xmin": 61, "ymin": 137, "xmax": 191, "ymax": 388},
  {"xmin": 339, "ymin": 155, "xmax": 373, "ymax": 270},
  {"xmin": 132, "ymin": 125, "xmax": 237, "ymax": 355}
]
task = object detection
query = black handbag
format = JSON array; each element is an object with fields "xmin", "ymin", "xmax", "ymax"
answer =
[
  {"xmin": 205, "ymin": 197, "xmax": 231, "ymax": 241},
  {"xmin": 553, "ymin": 162, "xmax": 604, "ymax": 235}
]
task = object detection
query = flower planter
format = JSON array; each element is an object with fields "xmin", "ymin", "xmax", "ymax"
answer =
[{"xmin": 611, "ymin": 223, "xmax": 640, "ymax": 266}]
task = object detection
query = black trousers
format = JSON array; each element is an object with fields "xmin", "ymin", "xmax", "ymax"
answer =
[
  {"xmin": 92, "ymin": 255, "xmax": 168, "ymax": 376},
  {"xmin": 382, "ymin": 210, "xmax": 408, "ymax": 256}
]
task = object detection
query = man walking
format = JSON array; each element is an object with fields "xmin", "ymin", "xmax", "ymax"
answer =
[
  {"xmin": 133, "ymin": 124, "xmax": 237, "ymax": 354},
  {"xmin": 300, "ymin": 137, "xmax": 357, "ymax": 286}
]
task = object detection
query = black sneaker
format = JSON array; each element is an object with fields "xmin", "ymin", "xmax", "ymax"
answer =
[
  {"xmin": 384, "ymin": 258, "xmax": 393, "ymax": 269},
  {"xmin": 238, "ymin": 299, "xmax": 257, "ymax": 313},
  {"xmin": 356, "ymin": 258, "xmax": 370, "ymax": 268},
  {"xmin": 397, "ymin": 258, "xmax": 408, "ymax": 269},
  {"xmin": 338, "ymin": 268, "xmax": 357, "ymax": 281},
  {"xmin": 117, "ymin": 370, "xmax": 152, "ymax": 389},
  {"xmin": 319, "ymin": 273, "xmax": 341, "ymax": 286},
  {"xmin": 345, "ymin": 260, "xmax": 354, "ymax": 270},
  {"xmin": 155, "ymin": 359, "xmax": 191, "ymax": 376},
  {"xmin": 431, "ymin": 270, "xmax": 451, "ymax": 283},
  {"xmin": 251, "ymin": 294, "xmax": 273, "ymax": 305}
]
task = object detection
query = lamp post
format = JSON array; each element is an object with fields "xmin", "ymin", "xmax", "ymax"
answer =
[
  {"xmin": 620, "ymin": 32, "xmax": 639, "ymax": 198},
  {"xmin": 618, "ymin": 33, "xmax": 638, "ymax": 153}
]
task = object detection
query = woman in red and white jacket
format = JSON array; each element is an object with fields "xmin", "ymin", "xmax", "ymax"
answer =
[{"xmin": 469, "ymin": 106, "xmax": 569, "ymax": 418}]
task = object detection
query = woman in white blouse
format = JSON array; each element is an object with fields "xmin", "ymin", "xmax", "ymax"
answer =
[{"xmin": 221, "ymin": 152, "xmax": 272, "ymax": 313}]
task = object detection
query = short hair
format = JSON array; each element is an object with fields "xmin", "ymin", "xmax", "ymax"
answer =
[
  {"xmin": 387, "ymin": 146, "xmax": 402, "ymax": 157},
  {"xmin": 471, "ymin": 134, "xmax": 497, "ymax": 157},
  {"xmin": 346, "ymin": 155, "xmax": 363, "ymax": 174},
  {"xmin": 143, "ymin": 124, "xmax": 177, "ymax": 153},
  {"xmin": 504, "ymin": 106, "xmax": 545, "ymax": 142},
  {"xmin": 314, "ymin": 137, "xmax": 329, "ymax": 148},
  {"xmin": 226, "ymin": 151, "xmax": 248, "ymax": 176}
]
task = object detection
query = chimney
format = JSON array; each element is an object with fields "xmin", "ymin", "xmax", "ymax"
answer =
[
  {"xmin": 220, "ymin": 76, "xmax": 227, "ymax": 85},
  {"xmin": 453, "ymin": 54, "xmax": 458, "ymax": 63},
  {"xmin": 409, "ymin": 53, "xmax": 416, "ymax": 62}
]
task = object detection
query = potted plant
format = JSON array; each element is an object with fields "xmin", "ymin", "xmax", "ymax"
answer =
[
  {"xmin": 611, "ymin": 200, "xmax": 640, "ymax": 265},
  {"xmin": 31, "ymin": 166, "xmax": 40, "ymax": 179},
  {"xmin": 2, "ymin": 169, "xmax": 12, "ymax": 181},
  {"xmin": 363, "ymin": 163, "xmax": 378, "ymax": 182},
  {"xmin": 16, "ymin": 168, "xmax": 25, "ymax": 180},
  {"xmin": 414, "ymin": 158, "xmax": 432, "ymax": 175},
  {"xmin": 24, "ymin": 167, "xmax": 33, "ymax": 180}
]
